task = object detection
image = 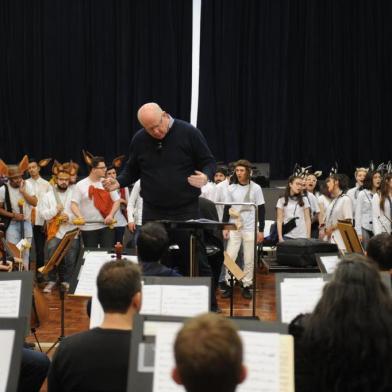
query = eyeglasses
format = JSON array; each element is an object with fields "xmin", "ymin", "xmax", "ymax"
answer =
[
  {"xmin": 146, "ymin": 113, "xmax": 164, "ymax": 133},
  {"xmin": 95, "ymin": 166, "xmax": 107, "ymax": 170}
]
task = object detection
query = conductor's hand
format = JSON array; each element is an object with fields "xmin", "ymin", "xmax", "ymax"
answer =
[
  {"xmin": 257, "ymin": 231, "xmax": 264, "ymax": 244},
  {"xmin": 102, "ymin": 177, "xmax": 120, "ymax": 192},
  {"xmin": 187, "ymin": 171, "xmax": 208, "ymax": 189}
]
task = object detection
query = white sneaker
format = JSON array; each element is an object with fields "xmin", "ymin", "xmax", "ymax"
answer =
[{"xmin": 43, "ymin": 281, "xmax": 56, "ymax": 293}]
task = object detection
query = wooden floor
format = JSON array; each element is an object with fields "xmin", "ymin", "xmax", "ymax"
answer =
[{"xmin": 26, "ymin": 270, "xmax": 276, "ymax": 391}]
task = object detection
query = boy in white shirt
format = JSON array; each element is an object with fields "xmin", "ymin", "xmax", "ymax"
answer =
[
  {"xmin": 40, "ymin": 162, "xmax": 80, "ymax": 291},
  {"xmin": 71, "ymin": 154, "xmax": 120, "ymax": 248},
  {"xmin": 222, "ymin": 160, "xmax": 265, "ymax": 300}
]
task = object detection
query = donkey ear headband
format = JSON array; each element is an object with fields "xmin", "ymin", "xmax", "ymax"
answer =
[{"xmin": 0, "ymin": 155, "xmax": 29, "ymax": 177}]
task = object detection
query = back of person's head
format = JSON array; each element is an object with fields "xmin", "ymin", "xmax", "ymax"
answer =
[
  {"xmin": 172, "ymin": 313, "xmax": 246, "ymax": 392},
  {"xmin": 97, "ymin": 260, "xmax": 142, "ymax": 313},
  {"xmin": 303, "ymin": 254, "xmax": 392, "ymax": 391},
  {"xmin": 367, "ymin": 233, "xmax": 392, "ymax": 271},
  {"xmin": 137, "ymin": 222, "xmax": 169, "ymax": 263}
]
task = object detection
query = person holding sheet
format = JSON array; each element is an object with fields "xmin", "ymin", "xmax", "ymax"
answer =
[
  {"xmin": 276, "ymin": 175, "xmax": 311, "ymax": 242},
  {"xmin": 372, "ymin": 173, "xmax": 392, "ymax": 235},
  {"xmin": 289, "ymin": 255, "xmax": 392, "ymax": 392},
  {"xmin": 48, "ymin": 260, "xmax": 142, "ymax": 392},
  {"xmin": 354, "ymin": 170, "xmax": 382, "ymax": 249},
  {"xmin": 222, "ymin": 160, "xmax": 265, "ymax": 299},
  {"xmin": 172, "ymin": 313, "xmax": 246, "ymax": 392}
]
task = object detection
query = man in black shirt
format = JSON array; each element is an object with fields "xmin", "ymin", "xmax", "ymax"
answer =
[
  {"xmin": 103, "ymin": 102, "xmax": 216, "ymax": 277},
  {"xmin": 48, "ymin": 260, "xmax": 142, "ymax": 392}
]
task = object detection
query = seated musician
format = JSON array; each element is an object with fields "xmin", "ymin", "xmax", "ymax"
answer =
[
  {"xmin": 289, "ymin": 254, "xmax": 392, "ymax": 392},
  {"xmin": 172, "ymin": 313, "xmax": 247, "ymax": 392},
  {"xmin": 48, "ymin": 260, "xmax": 142, "ymax": 392},
  {"xmin": 137, "ymin": 222, "xmax": 181, "ymax": 276},
  {"xmin": 0, "ymin": 256, "xmax": 50, "ymax": 391}
]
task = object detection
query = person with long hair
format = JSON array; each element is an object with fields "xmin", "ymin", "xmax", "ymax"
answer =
[
  {"xmin": 372, "ymin": 173, "xmax": 392, "ymax": 235},
  {"xmin": 303, "ymin": 174, "xmax": 321, "ymax": 238},
  {"xmin": 354, "ymin": 170, "xmax": 382, "ymax": 249},
  {"xmin": 290, "ymin": 255, "xmax": 392, "ymax": 392},
  {"xmin": 276, "ymin": 175, "xmax": 311, "ymax": 242},
  {"xmin": 321, "ymin": 173, "xmax": 352, "ymax": 249}
]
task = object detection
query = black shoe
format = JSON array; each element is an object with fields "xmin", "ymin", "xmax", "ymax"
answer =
[
  {"xmin": 219, "ymin": 282, "xmax": 229, "ymax": 292},
  {"xmin": 241, "ymin": 286, "xmax": 252, "ymax": 300},
  {"xmin": 221, "ymin": 287, "xmax": 233, "ymax": 298}
]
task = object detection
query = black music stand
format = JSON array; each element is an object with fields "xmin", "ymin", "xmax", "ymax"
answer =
[
  {"xmin": 39, "ymin": 228, "xmax": 80, "ymax": 353},
  {"xmin": 157, "ymin": 219, "xmax": 236, "ymax": 277}
]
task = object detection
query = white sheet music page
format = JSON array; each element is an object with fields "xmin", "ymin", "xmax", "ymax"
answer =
[
  {"xmin": 153, "ymin": 322, "xmax": 183, "ymax": 392},
  {"xmin": 0, "ymin": 330, "xmax": 15, "ymax": 392},
  {"xmin": 140, "ymin": 285, "xmax": 162, "ymax": 315},
  {"xmin": 0, "ymin": 280, "xmax": 21, "ymax": 318},
  {"xmin": 320, "ymin": 255, "xmax": 340, "ymax": 274},
  {"xmin": 161, "ymin": 285, "xmax": 209, "ymax": 317},
  {"xmin": 74, "ymin": 255, "xmax": 109, "ymax": 296},
  {"xmin": 238, "ymin": 331, "xmax": 280, "ymax": 392},
  {"xmin": 280, "ymin": 278, "xmax": 325, "ymax": 323},
  {"xmin": 89, "ymin": 291, "xmax": 104, "ymax": 329}
]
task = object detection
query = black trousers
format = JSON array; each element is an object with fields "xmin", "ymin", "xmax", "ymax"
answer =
[
  {"xmin": 81, "ymin": 227, "xmax": 114, "ymax": 248},
  {"xmin": 32, "ymin": 225, "xmax": 46, "ymax": 269}
]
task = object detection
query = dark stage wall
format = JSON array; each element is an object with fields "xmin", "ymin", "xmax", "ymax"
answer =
[{"xmin": 1, "ymin": 0, "xmax": 391, "ymax": 178}]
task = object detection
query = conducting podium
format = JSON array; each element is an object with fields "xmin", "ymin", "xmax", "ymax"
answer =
[{"xmin": 158, "ymin": 219, "xmax": 236, "ymax": 277}]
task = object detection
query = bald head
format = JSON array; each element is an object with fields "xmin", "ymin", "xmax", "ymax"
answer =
[{"xmin": 137, "ymin": 102, "xmax": 170, "ymax": 140}]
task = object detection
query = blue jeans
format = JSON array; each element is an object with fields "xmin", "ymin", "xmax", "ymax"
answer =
[
  {"xmin": 6, "ymin": 220, "xmax": 33, "ymax": 270},
  {"xmin": 47, "ymin": 237, "xmax": 80, "ymax": 283}
]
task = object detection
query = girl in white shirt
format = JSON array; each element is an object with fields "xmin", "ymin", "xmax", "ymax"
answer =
[
  {"xmin": 304, "ymin": 174, "xmax": 321, "ymax": 238},
  {"xmin": 372, "ymin": 173, "xmax": 392, "ymax": 235},
  {"xmin": 322, "ymin": 174, "xmax": 353, "ymax": 249},
  {"xmin": 276, "ymin": 176, "xmax": 311, "ymax": 242},
  {"xmin": 355, "ymin": 171, "xmax": 382, "ymax": 249}
]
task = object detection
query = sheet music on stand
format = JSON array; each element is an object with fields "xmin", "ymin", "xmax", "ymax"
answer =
[
  {"xmin": 315, "ymin": 252, "xmax": 341, "ymax": 274},
  {"xmin": 69, "ymin": 248, "xmax": 138, "ymax": 297},
  {"xmin": 127, "ymin": 315, "xmax": 294, "ymax": 392},
  {"xmin": 0, "ymin": 272, "xmax": 33, "ymax": 319},
  {"xmin": 90, "ymin": 277, "xmax": 211, "ymax": 329},
  {"xmin": 275, "ymin": 273, "xmax": 331, "ymax": 324},
  {"xmin": 0, "ymin": 318, "xmax": 27, "ymax": 392}
]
